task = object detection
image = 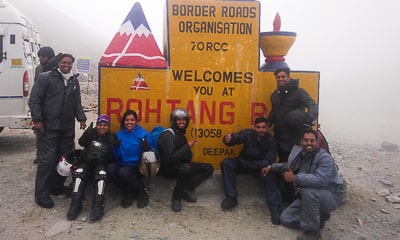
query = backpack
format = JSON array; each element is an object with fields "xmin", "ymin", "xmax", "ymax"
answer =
[
  {"xmin": 317, "ymin": 127, "xmax": 331, "ymax": 155},
  {"xmin": 149, "ymin": 126, "xmax": 174, "ymax": 154},
  {"xmin": 317, "ymin": 126, "xmax": 347, "ymax": 202}
]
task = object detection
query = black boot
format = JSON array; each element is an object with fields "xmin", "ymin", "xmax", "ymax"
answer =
[
  {"xmin": 67, "ymin": 199, "xmax": 82, "ymax": 220},
  {"xmin": 182, "ymin": 189, "xmax": 197, "ymax": 203},
  {"xmin": 171, "ymin": 197, "xmax": 182, "ymax": 212},
  {"xmin": 121, "ymin": 191, "xmax": 134, "ymax": 208},
  {"xmin": 90, "ymin": 196, "xmax": 105, "ymax": 221},
  {"xmin": 137, "ymin": 190, "xmax": 149, "ymax": 209}
]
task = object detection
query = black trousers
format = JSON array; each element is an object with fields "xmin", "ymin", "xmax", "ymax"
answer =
[
  {"xmin": 162, "ymin": 162, "xmax": 214, "ymax": 199},
  {"xmin": 35, "ymin": 129, "xmax": 75, "ymax": 199},
  {"xmin": 107, "ymin": 162, "xmax": 146, "ymax": 195},
  {"xmin": 277, "ymin": 143, "xmax": 296, "ymax": 203}
]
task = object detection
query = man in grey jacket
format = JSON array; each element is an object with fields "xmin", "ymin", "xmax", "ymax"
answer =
[
  {"xmin": 29, "ymin": 53, "xmax": 87, "ymax": 208},
  {"xmin": 262, "ymin": 129, "xmax": 344, "ymax": 240}
]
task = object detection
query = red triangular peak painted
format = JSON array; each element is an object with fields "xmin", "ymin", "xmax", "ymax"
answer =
[{"xmin": 99, "ymin": 2, "xmax": 167, "ymax": 69}]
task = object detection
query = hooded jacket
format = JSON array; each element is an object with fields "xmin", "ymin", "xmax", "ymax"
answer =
[
  {"xmin": 267, "ymin": 79, "xmax": 318, "ymax": 148},
  {"xmin": 112, "ymin": 125, "xmax": 154, "ymax": 166},
  {"xmin": 78, "ymin": 125, "xmax": 116, "ymax": 164},
  {"xmin": 158, "ymin": 126, "xmax": 193, "ymax": 171},
  {"xmin": 270, "ymin": 145, "xmax": 343, "ymax": 193},
  {"xmin": 29, "ymin": 68, "xmax": 86, "ymax": 130}
]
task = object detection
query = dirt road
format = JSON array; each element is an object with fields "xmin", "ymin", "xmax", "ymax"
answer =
[{"xmin": 1, "ymin": 82, "xmax": 399, "ymax": 239}]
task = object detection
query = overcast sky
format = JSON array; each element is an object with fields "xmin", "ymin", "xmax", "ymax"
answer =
[{"xmin": 41, "ymin": 0, "xmax": 400, "ymax": 145}]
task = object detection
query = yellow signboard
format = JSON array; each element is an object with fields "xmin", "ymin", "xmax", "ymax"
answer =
[{"xmin": 99, "ymin": 0, "xmax": 319, "ymax": 169}]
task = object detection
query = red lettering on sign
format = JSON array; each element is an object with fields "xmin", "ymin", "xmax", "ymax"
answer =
[
  {"xmin": 251, "ymin": 102, "xmax": 268, "ymax": 123},
  {"xmin": 126, "ymin": 99, "xmax": 142, "ymax": 121},
  {"xmin": 107, "ymin": 98, "xmax": 124, "ymax": 123},
  {"xmin": 145, "ymin": 99, "xmax": 161, "ymax": 122},
  {"xmin": 200, "ymin": 101, "xmax": 216, "ymax": 124},
  {"xmin": 220, "ymin": 101, "xmax": 234, "ymax": 124},
  {"xmin": 106, "ymin": 98, "xmax": 259, "ymax": 125}
]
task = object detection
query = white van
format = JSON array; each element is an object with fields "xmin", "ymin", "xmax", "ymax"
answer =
[{"xmin": 0, "ymin": 0, "xmax": 41, "ymax": 133}]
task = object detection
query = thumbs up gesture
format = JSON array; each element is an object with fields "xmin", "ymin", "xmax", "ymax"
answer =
[{"xmin": 224, "ymin": 129, "xmax": 232, "ymax": 143}]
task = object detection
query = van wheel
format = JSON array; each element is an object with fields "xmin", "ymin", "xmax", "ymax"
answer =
[{"xmin": 0, "ymin": 127, "xmax": 4, "ymax": 133}]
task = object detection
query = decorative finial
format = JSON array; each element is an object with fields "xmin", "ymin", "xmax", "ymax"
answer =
[{"xmin": 273, "ymin": 12, "xmax": 281, "ymax": 32}]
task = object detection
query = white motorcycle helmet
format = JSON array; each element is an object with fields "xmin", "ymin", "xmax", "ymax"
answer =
[{"xmin": 57, "ymin": 149, "xmax": 83, "ymax": 176}]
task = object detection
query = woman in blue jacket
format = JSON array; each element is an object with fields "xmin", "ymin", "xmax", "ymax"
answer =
[{"xmin": 108, "ymin": 110, "xmax": 154, "ymax": 209}]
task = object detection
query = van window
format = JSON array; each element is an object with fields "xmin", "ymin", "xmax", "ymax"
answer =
[
  {"xmin": 10, "ymin": 34, "xmax": 15, "ymax": 44},
  {"xmin": 24, "ymin": 40, "xmax": 33, "ymax": 65}
]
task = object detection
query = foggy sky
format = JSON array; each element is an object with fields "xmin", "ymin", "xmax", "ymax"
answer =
[{"xmin": 16, "ymin": 0, "xmax": 400, "ymax": 144}]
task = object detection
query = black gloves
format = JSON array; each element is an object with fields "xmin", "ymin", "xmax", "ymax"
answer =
[{"xmin": 140, "ymin": 136, "xmax": 151, "ymax": 152}]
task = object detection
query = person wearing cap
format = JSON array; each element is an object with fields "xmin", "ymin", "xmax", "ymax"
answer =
[
  {"xmin": 29, "ymin": 53, "xmax": 87, "ymax": 209},
  {"xmin": 66, "ymin": 114, "xmax": 116, "ymax": 221},
  {"xmin": 32, "ymin": 47, "xmax": 61, "ymax": 164},
  {"xmin": 157, "ymin": 108, "xmax": 214, "ymax": 212},
  {"xmin": 267, "ymin": 67, "xmax": 318, "ymax": 203},
  {"xmin": 35, "ymin": 46, "xmax": 61, "ymax": 82}
]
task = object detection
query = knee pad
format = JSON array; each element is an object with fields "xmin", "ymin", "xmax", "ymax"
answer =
[
  {"xmin": 71, "ymin": 168, "xmax": 85, "ymax": 194},
  {"xmin": 72, "ymin": 167, "xmax": 86, "ymax": 179},
  {"xmin": 94, "ymin": 170, "xmax": 107, "ymax": 182},
  {"xmin": 95, "ymin": 170, "xmax": 107, "ymax": 196}
]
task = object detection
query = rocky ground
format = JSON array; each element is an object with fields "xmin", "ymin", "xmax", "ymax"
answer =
[{"xmin": 1, "ymin": 80, "xmax": 400, "ymax": 240}]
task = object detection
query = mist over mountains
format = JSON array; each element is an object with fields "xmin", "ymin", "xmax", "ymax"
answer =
[
  {"xmin": 9, "ymin": 0, "xmax": 400, "ymax": 145},
  {"xmin": 11, "ymin": 0, "xmax": 109, "ymax": 62}
]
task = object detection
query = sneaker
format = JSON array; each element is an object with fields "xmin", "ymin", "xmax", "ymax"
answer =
[
  {"xmin": 137, "ymin": 192, "xmax": 149, "ymax": 209},
  {"xmin": 67, "ymin": 199, "xmax": 82, "ymax": 220},
  {"xmin": 35, "ymin": 196, "xmax": 54, "ymax": 209},
  {"xmin": 120, "ymin": 192, "xmax": 134, "ymax": 208},
  {"xmin": 182, "ymin": 189, "xmax": 197, "ymax": 203},
  {"xmin": 171, "ymin": 198, "xmax": 182, "ymax": 212},
  {"xmin": 271, "ymin": 211, "xmax": 281, "ymax": 225},
  {"xmin": 320, "ymin": 212, "xmax": 331, "ymax": 229},
  {"xmin": 297, "ymin": 230, "xmax": 322, "ymax": 240},
  {"xmin": 221, "ymin": 197, "xmax": 238, "ymax": 210}
]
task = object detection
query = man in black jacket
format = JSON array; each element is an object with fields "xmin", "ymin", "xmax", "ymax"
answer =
[
  {"xmin": 33, "ymin": 47, "xmax": 60, "ymax": 164},
  {"xmin": 267, "ymin": 67, "xmax": 318, "ymax": 202},
  {"xmin": 29, "ymin": 53, "xmax": 87, "ymax": 208},
  {"xmin": 220, "ymin": 117, "xmax": 282, "ymax": 225},
  {"xmin": 158, "ymin": 108, "xmax": 214, "ymax": 212}
]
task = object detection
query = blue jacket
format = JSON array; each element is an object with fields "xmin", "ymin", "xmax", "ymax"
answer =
[{"xmin": 112, "ymin": 125, "xmax": 154, "ymax": 166}]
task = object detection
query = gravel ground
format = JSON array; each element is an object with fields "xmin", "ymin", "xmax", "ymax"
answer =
[{"xmin": 1, "ymin": 81, "xmax": 399, "ymax": 240}]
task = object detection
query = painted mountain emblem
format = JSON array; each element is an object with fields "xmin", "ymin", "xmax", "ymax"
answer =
[
  {"xmin": 99, "ymin": 2, "xmax": 167, "ymax": 68},
  {"xmin": 130, "ymin": 73, "xmax": 149, "ymax": 90}
]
